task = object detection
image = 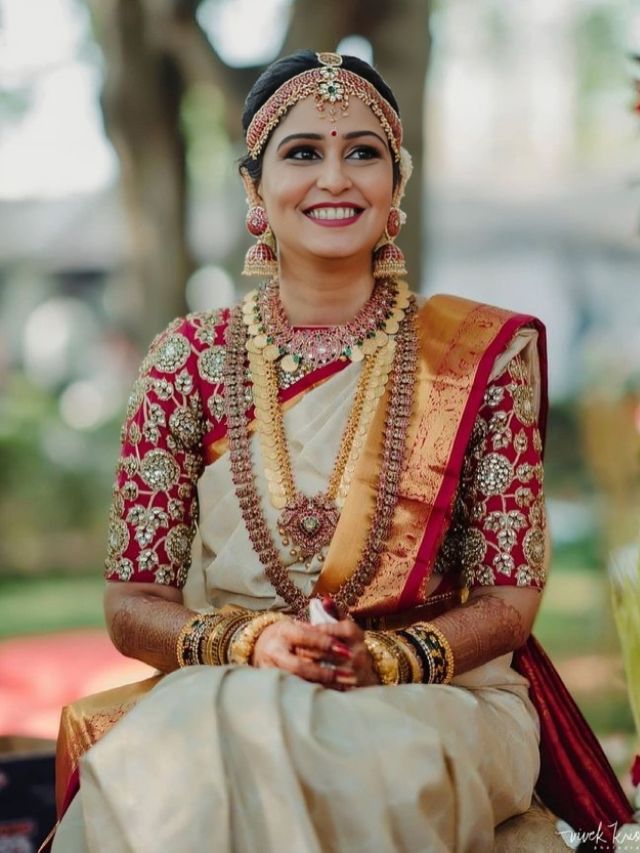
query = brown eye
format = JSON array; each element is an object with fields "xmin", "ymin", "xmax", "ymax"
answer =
[
  {"xmin": 348, "ymin": 146, "xmax": 381, "ymax": 161},
  {"xmin": 286, "ymin": 146, "xmax": 320, "ymax": 161}
]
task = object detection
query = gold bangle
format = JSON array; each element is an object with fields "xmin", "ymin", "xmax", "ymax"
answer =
[
  {"xmin": 229, "ymin": 612, "xmax": 287, "ymax": 666},
  {"xmin": 394, "ymin": 632, "xmax": 424, "ymax": 683},
  {"xmin": 188, "ymin": 612, "xmax": 221, "ymax": 664},
  {"xmin": 364, "ymin": 631, "xmax": 399, "ymax": 685},
  {"xmin": 375, "ymin": 631, "xmax": 413, "ymax": 684},
  {"xmin": 203, "ymin": 611, "xmax": 253, "ymax": 666},
  {"xmin": 176, "ymin": 614, "xmax": 203, "ymax": 668}
]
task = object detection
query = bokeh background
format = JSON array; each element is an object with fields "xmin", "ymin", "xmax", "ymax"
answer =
[{"xmin": 1, "ymin": 0, "xmax": 639, "ymax": 785}]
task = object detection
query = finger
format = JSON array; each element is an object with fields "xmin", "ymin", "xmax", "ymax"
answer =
[
  {"xmin": 334, "ymin": 672, "xmax": 358, "ymax": 687},
  {"xmin": 295, "ymin": 647, "xmax": 326, "ymax": 662},
  {"xmin": 314, "ymin": 620, "xmax": 363, "ymax": 643},
  {"xmin": 277, "ymin": 651, "xmax": 338, "ymax": 685},
  {"xmin": 327, "ymin": 673, "xmax": 359, "ymax": 691},
  {"xmin": 295, "ymin": 645, "xmax": 354, "ymax": 666},
  {"xmin": 282, "ymin": 623, "xmax": 342, "ymax": 655}
]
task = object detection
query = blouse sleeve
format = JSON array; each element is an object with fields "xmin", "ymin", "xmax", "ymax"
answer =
[
  {"xmin": 453, "ymin": 353, "xmax": 547, "ymax": 590},
  {"xmin": 104, "ymin": 315, "xmax": 212, "ymax": 588}
]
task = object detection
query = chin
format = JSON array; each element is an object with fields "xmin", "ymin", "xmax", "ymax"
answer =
[{"xmin": 308, "ymin": 240, "xmax": 377, "ymax": 263}]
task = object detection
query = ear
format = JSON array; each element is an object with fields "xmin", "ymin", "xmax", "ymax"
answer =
[{"xmin": 240, "ymin": 167, "xmax": 263, "ymax": 207}]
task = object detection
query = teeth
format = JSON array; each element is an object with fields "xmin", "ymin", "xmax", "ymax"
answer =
[{"xmin": 307, "ymin": 207, "xmax": 358, "ymax": 220}]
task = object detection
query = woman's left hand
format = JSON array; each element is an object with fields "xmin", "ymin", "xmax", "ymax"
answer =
[{"xmin": 313, "ymin": 618, "xmax": 380, "ymax": 688}]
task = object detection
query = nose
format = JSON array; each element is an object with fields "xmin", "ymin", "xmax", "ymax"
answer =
[{"xmin": 315, "ymin": 152, "xmax": 352, "ymax": 195}]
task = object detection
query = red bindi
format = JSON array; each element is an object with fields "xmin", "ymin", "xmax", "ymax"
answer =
[{"xmin": 330, "ymin": 129, "xmax": 337, "ymax": 136}]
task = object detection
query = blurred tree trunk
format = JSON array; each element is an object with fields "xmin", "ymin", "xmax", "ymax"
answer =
[
  {"xmin": 89, "ymin": 0, "xmax": 430, "ymax": 345},
  {"xmin": 89, "ymin": 0, "xmax": 194, "ymax": 346}
]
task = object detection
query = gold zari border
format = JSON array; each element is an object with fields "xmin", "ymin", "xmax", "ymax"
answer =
[{"xmin": 312, "ymin": 295, "xmax": 515, "ymax": 615}]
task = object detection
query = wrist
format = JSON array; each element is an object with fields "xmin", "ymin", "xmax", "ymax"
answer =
[
  {"xmin": 396, "ymin": 622, "xmax": 455, "ymax": 684},
  {"xmin": 176, "ymin": 612, "xmax": 222, "ymax": 668},
  {"xmin": 363, "ymin": 631, "xmax": 401, "ymax": 685},
  {"xmin": 229, "ymin": 611, "xmax": 288, "ymax": 666}
]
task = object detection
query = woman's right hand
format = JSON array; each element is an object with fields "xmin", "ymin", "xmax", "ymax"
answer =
[{"xmin": 252, "ymin": 619, "xmax": 356, "ymax": 688}]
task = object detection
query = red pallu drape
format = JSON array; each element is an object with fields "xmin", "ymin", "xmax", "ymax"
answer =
[{"xmin": 514, "ymin": 635, "xmax": 634, "ymax": 851}]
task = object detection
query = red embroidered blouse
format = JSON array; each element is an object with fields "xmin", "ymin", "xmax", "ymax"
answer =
[{"xmin": 105, "ymin": 312, "xmax": 546, "ymax": 592}]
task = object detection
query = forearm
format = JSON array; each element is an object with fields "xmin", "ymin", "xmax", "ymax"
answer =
[
  {"xmin": 427, "ymin": 589, "xmax": 538, "ymax": 677},
  {"xmin": 106, "ymin": 588, "xmax": 197, "ymax": 673},
  {"xmin": 365, "ymin": 586, "xmax": 541, "ymax": 685}
]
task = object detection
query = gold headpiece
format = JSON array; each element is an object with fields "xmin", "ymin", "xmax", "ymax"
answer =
[{"xmin": 245, "ymin": 51, "xmax": 403, "ymax": 162}]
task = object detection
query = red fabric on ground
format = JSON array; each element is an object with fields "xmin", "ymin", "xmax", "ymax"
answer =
[{"xmin": 0, "ymin": 630, "xmax": 153, "ymax": 739}]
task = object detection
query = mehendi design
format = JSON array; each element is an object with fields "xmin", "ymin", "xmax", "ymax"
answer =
[
  {"xmin": 430, "ymin": 593, "xmax": 527, "ymax": 675},
  {"xmin": 109, "ymin": 593, "xmax": 197, "ymax": 672}
]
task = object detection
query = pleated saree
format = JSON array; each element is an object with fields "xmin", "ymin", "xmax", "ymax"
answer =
[{"xmin": 51, "ymin": 295, "xmax": 632, "ymax": 852}]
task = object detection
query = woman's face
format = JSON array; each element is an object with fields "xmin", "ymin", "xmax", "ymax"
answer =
[{"xmin": 257, "ymin": 95, "xmax": 395, "ymax": 268}]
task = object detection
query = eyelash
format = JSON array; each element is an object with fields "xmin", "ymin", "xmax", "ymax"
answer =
[{"xmin": 285, "ymin": 145, "xmax": 382, "ymax": 161}]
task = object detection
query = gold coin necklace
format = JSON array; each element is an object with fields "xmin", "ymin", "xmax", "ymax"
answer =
[
  {"xmin": 223, "ymin": 293, "xmax": 418, "ymax": 616},
  {"xmin": 247, "ymin": 328, "xmax": 395, "ymax": 564},
  {"xmin": 243, "ymin": 282, "xmax": 407, "ymax": 563}
]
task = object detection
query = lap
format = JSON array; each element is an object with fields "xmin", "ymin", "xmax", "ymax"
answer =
[{"xmin": 61, "ymin": 660, "xmax": 541, "ymax": 852}]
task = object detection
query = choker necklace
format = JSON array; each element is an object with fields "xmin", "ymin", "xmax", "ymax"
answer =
[
  {"xmin": 224, "ymin": 286, "xmax": 418, "ymax": 616},
  {"xmin": 243, "ymin": 278, "xmax": 409, "ymax": 374}
]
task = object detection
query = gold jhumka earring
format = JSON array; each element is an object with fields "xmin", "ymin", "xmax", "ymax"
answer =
[
  {"xmin": 373, "ymin": 147, "xmax": 412, "ymax": 279},
  {"xmin": 241, "ymin": 168, "xmax": 278, "ymax": 277},
  {"xmin": 373, "ymin": 205, "xmax": 407, "ymax": 279}
]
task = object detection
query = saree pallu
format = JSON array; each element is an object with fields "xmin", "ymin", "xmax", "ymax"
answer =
[{"xmin": 53, "ymin": 295, "xmax": 633, "ymax": 851}]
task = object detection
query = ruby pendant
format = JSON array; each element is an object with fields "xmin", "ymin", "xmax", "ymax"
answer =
[{"xmin": 278, "ymin": 493, "xmax": 339, "ymax": 561}]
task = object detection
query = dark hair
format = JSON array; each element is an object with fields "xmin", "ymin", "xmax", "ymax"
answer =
[{"xmin": 238, "ymin": 49, "xmax": 401, "ymax": 187}]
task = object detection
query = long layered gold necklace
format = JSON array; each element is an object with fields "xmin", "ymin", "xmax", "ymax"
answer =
[
  {"xmin": 246, "ymin": 313, "xmax": 394, "ymax": 565},
  {"xmin": 224, "ymin": 280, "xmax": 418, "ymax": 615}
]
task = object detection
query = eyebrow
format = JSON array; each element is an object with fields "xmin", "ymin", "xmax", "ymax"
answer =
[{"xmin": 276, "ymin": 130, "xmax": 388, "ymax": 151}]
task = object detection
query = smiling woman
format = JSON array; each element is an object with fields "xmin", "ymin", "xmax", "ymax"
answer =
[
  {"xmin": 50, "ymin": 49, "xmax": 633, "ymax": 852},
  {"xmin": 256, "ymin": 97, "xmax": 394, "ymax": 321}
]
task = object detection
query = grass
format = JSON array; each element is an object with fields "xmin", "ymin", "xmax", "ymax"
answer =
[{"xmin": 0, "ymin": 574, "xmax": 105, "ymax": 639}]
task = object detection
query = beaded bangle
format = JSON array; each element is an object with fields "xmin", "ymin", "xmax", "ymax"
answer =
[
  {"xmin": 203, "ymin": 610, "xmax": 255, "ymax": 666},
  {"xmin": 176, "ymin": 612, "xmax": 224, "ymax": 668},
  {"xmin": 189, "ymin": 614, "xmax": 221, "ymax": 665},
  {"xmin": 398, "ymin": 622, "xmax": 455, "ymax": 685},
  {"xmin": 177, "ymin": 614, "xmax": 206, "ymax": 668},
  {"xmin": 394, "ymin": 633, "xmax": 424, "ymax": 683},
  {"xmin": 364, "ymin": 632, "xmax": 400, "ymax": 685},
  {"xmin": 421, "ymin": 622, "xmax": 455, "ymax": 684},
  {"xmin": 400, "ymin": 628, "xmax": 435, "ymax": 682},
  {"xmin": 229, "ymin": 612, "xmax": 288, "ymax": 666}
]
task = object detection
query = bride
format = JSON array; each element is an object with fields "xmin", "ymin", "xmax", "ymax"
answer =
[{"xmin": 51, "ymin": 49, "xmax": 632, "ymax": 852}]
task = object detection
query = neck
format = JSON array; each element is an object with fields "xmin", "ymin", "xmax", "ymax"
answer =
[{"xmin": 277, "ymin": 253, "xmax": 375, "ymax": 326}]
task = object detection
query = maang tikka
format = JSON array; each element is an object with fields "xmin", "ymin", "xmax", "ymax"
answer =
[{"xmin": 241, "ymin": 168, "xmax": 278, "ymax": 277}]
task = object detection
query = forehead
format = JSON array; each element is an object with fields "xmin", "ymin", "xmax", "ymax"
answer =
[{"xmin": 265, "ymin": 96, "xmax": 389, "ymax": 149}]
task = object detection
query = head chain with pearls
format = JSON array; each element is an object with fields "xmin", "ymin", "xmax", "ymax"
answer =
[{"xmin": 245, "ymin": 52, "xmax": 413, "ymax": 201}]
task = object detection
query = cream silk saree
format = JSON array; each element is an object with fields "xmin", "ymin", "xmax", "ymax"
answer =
[{"xmin": 51, "ymin": 295, "xmax": 632, "ymax": 852}]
